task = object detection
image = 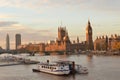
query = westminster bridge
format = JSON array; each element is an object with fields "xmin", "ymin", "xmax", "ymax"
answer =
[{"xmin": 0, "ymin": 49, "xmax": 71, "ymax": 56}]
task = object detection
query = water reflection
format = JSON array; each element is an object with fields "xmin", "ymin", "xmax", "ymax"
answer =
[
  {"xmin": 37, "ymin": 71, "xmax": 81, "ymax": 80},
  {"xmin": 0, "ymin": 55, "xmax": 120, "ymax": 80},
  {"xmin": 86, "ymin": 55, "xmax": 95, "ymax": 68},
  {"xmin": 86, "ymin": 55, "xmax": 93, "ymax": 62},
  {"xmin": 56, "ymin": 54, "xmax": 69, "ymax": 60}
]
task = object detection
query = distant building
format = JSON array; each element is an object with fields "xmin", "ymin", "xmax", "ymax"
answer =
[
  {"xmin": 15, "ymin": 20, "xmax": 120, "ymax": 53},
  {"xmin": 94, "ymin": 36, "xmax": 108, "ymax": 51},
  {"xmin": 15, "ymin": 34, "xmax": 21, "ymax": 50},
  {"xmin": 94, "ymin": 34, "xmax": 120, "ymax": 51},
  {"xmin": 25, "ymin": 43, "xmax": 44, "ymax": 52},
  {"xmin": 58, "ymin": 27, "xmax": 68, "ymax": 41},
  {"xmin": 6, "ymin": 34, "xmax": 10, "ymax": 51},
  {"xmin": 109, "ymin": 34, "xmax": 120, "ymax": 51},
  {"xmin": 86, "ymin": 20, "xmax": 94, "ymax": 50},
  {"xmin": 19, "ymin": 21, "xmax": 95, "ymax": 53},
  {"xmin": 22, "ymin": 25, "xmax": 88, "ymax": 53},
  {"xmin": 45, "ymin": 27, "xmax": 71, "ymax": 52},
  {"xmin": 18, "ymin": 43, "xmax": 45, "ymax": 52}
]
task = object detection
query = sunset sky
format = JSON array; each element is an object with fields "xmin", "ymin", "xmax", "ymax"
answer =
[{"xmin": 0, "ymin": 0, "xmax": 120, "ymax": 49}]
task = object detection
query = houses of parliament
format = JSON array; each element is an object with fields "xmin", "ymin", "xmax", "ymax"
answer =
[{"xmin": 19, "ymin": 20, "xmax": 120, "ymax": 53}]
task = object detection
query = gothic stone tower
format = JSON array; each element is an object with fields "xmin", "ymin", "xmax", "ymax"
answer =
[
  {"xmin": 86, "ymin": 20, "xmax": 94, "ymax": 50},
  {"xmin": 58, "ymin": 27, "xmax": 66, "ymax": 41}
]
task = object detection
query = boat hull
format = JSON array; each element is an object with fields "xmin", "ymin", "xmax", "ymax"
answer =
[
  {"xmin": 32, "ymin": 69, "xmax": 40, "ymax": 72},
  {"xmin": 39, "ymin": 69, "xmax": 70, "ymax": 75}
]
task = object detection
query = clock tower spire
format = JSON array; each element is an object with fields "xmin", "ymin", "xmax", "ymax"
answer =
[{"xmin": 86, "ymin": 20, "xmax": 94, "ymax": 50}]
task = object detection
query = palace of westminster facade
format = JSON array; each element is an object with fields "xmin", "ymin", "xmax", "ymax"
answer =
[{"xmin": 19, "ymin": 21, "xmax": 120, "ymax": 53}]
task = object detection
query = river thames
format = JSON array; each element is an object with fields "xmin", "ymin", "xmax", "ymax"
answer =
[{"xmin": 0, "ymin": 55, "xmax": 120, "ymax": 80}]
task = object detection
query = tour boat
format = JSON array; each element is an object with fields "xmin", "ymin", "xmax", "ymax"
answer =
[
  {"xmin": 33, "ymin": 60, "xmax": 71, "ymax": 75},
  {"xmin": 32, "ymin": 60, "xmax": 88, "ymax": 75}
]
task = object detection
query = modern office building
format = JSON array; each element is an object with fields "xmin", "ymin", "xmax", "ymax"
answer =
[
  {"xmin": 6, "ymin": 34, "xmax": 10, "ymax": 51},
  {"xmin": 15, "ymin": 34, "xmax": 21, "ymax": 50}
]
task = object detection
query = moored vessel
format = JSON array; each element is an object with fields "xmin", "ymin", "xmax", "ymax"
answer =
[
  {"xmin": 32, "ymin": 60, "xmax": 88, "ymax": 75},
  {"xmin": 33, "ymin": 60, "xmax": 71, "ymax": 75}
]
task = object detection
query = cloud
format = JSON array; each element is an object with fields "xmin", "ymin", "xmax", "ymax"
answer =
[
  {"xmin": 37, "ymin": 30, "xmax": 50, "ymax": 32},
  {"xmin": 0, "ymin": 14, "xmax": 16, "ymax": 18},
  {"xmin": 0, "ymin": 21, "xmax": 18, "ymax": 27},
  {"xmin": 0, "ymin": 0, "xmax": 119, "ymax": 14},
  {"xmin": 0, "ymin": 0, "xmax": 103, "ymax": 9}
]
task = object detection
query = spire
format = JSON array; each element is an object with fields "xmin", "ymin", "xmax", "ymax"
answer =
[
  {"xmin": 77, "ymin": 36, "xmax": 79, "ymax": 43},
  {"xmin": 86, "ymin": 19, "xmax": 92, "ymax": 31},
  {"xmin": 106, "ymin": 35, "xmax": 108, "ymax": 39},
  {"xmin": 88, "ymin": 19, "xmax": 90, "ymax": 25}
]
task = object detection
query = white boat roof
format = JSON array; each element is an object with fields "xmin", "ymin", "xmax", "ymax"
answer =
[
  {"xmin": 53, "ymin": 60, "xmax": 74, "ymax": 64},
  {"xmin": 38, "ymin": 60, "xmax": 75, "ymax": 65}
]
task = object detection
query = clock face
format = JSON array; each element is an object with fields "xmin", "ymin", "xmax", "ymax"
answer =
[
  {"xmin": 89, "ymin": 30, "xmax": 92, "ymax": 33},
  {"xmin": 86, "ymin": 30, "xmax": 92, "ymax": 34}
]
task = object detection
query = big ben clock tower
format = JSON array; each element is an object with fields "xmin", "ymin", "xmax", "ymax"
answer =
[{"xmin": 86, "ymin": 20, "xmax": 94, "ymax": 50}]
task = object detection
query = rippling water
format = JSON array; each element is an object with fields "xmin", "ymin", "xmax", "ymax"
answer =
[{"xmin": 0, "ymin": 55, "xmax": 120, "ymax": 80}]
